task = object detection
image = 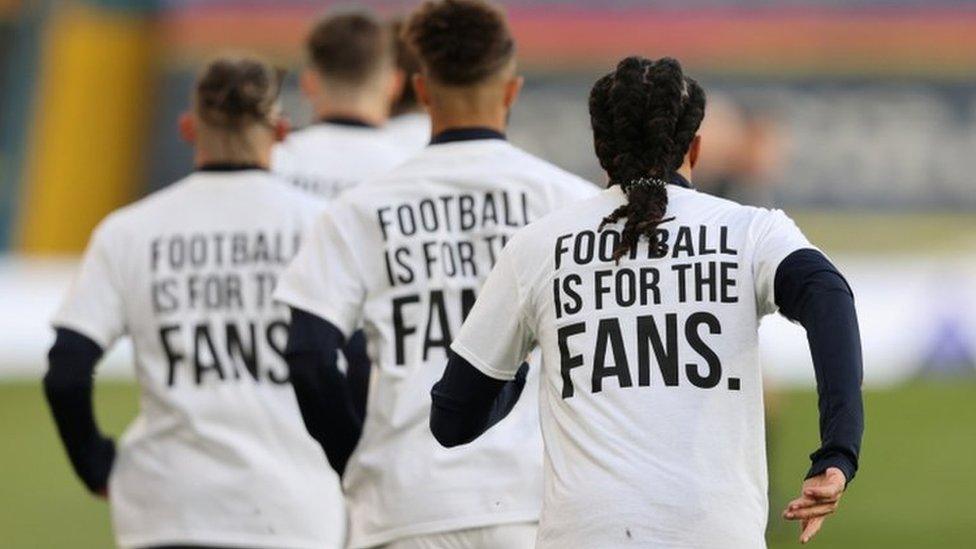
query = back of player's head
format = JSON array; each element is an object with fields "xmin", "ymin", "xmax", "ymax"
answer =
[
  {"xmin": 404, "ymin": 0, "xmax": 515, "ymax": 87},
  {"xmin": 590, "ymin": 56, "xmax": 707, "ymax": 261},
  {"xmin": 389, "ymin": 16, "xmax": 422, "ymax": 115},
  {"xmin": 194, "ymin": 56, "xmax": 283, "ymax": 130},
  {"xmin": 307, "ymin": 9, "xmax": 392, "ymax": 88}
]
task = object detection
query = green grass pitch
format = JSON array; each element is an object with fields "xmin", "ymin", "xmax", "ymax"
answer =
[{"xmin": 1, "ymin": 380, "xmax": 974, "ymax": 548}]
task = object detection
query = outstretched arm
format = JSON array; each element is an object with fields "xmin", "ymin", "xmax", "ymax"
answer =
[
  {"xmin": 774, "ymin": 248, "xmax": 864, "ymax": 543},
  {"xmin": 44, "ymin": 328, "xmax": 115, "ymax": 496},
  {"xmin": 430, "ymin": 352, "xmax": 529, "ymax": 448},
  {"xmin": 285, "ymin": 307, "xmax": 363, "ymax": 475}
]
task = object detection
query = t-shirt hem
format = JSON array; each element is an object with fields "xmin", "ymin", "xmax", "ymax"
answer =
[
  {"xmin": 348, "ymin": 508, "xmax": 539, "ymax": 549},
  {"xmin": 273, "ymin": 287, "xmax": 355, "ymax": 340},
  {"xmin": 116, "ymin": 531, "xmax": 338, "ymax": 549},
  {"xmin": 50, "ymin": 316, "xmax": 114, "ymax": 350},
  {"xmin": 450, "ymin": 341, "xmax": 517, "ymax": 381}
]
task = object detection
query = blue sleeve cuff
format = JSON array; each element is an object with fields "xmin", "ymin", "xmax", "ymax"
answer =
[{"xmin": 807, "ymin": 450, "xmax": 857, "ymax": 486}]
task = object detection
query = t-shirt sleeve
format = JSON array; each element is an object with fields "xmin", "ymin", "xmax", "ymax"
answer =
[
  {"xmin": 451, "ymin": 246, "xmax": 534, "ymax": 381},
  {"xmin": 51, "ymin": 220, "xmax": 127, "ymax": 349},
  {"xmin": 752, "ymin": 209, "xmax": 815, "ymax": 317},
  {"xmin": 274, "ymin": 206, "xmax": 366, "ymax": 339}
]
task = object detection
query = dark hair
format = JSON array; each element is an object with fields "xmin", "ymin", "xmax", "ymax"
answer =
[
  {"xmin": 404, "ymin": 0, "xmax": 515, "ymax": 86},
  {"xmin": 389, "ymin": 16, "xmax": 421, "ymax": 115},
  {"xmin": 195, "ymin": 57, "xmax": 283, "ymax": 129},
  {"xmin": 307, "ymin": 9, "xmax": 392, "ymax": 85},
  {"xmin": 590, "ymin": 56, "xmax": 706, "ymax": 261}
]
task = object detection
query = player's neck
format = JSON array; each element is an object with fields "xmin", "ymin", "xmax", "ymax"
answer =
[
  {"xmin": 194, "ymin": 149, "xmax": 270, "ymax": 171},
  {"xmin": 313, "ymin": 95, "xmax": 388, "ymax": 127},
  {"xmin": 428, "ymin": 109, "xmax": 506, "ymax": 138},
  {"xmin": 390, "ymin": 105, "xmax": 425, "ymax": 119},
  {"xmin": 676, "ymin": 164, "xmax": 693, "ymax": 184}
]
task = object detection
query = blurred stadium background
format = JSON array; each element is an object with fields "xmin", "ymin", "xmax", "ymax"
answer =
[{"xmin": 1, "ymin": 0, "xmax": 975, "ymax": 547}]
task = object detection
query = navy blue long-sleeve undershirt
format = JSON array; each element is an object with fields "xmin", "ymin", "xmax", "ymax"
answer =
[
  {"xmin": 343, "ymin": 330, "xmax": 371, "ymax": 420},
  {"xmin": 45, "ymin": 309, "xmax": 373, "ymax": 487},
  {"xmin": 429, "ymin": 248, "xmax": 864, "ymax": 484},
  {"xmin": 44, "ymin": 328, "xmax": 115, "ymax": 494},
  {"xmin": 774, "ymin": 249, "xmax": 864, "ymax": 483},
  {"xmin": 284, "ymin": 307, "xmax": 363, "ymax": 476},
  {"xmin": 429, "ymin": 357, "xmax": 529, "ymax": 448}
]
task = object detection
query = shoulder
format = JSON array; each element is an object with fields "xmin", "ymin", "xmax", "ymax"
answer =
[
  {"xmin": 670, "ymin": 185, "xmax": 784, "ymax": 223},
  {"xmin": 504, "ymin": 144, "xmax": 601, "ymax": 198},
  {"xmin": 342, "ymin": 147, "xmax": 434, "ymax": 192},
  {"xmin": 93, "ymin": 176, "xmax": 197, "ymax": 235},
  {"xmin": 670, "ymin": 188, "xmax": 808, "ymax": 253}
]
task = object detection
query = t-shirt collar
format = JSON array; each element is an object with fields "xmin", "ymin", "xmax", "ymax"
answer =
[
  {"xmin": 318, "ymin": 116, "xmax": 376, "ymax": 129},
  {"xmin": 430, "ymin": 127, "xmax": 506, "ymax": 145},
  {"xmin": 196, "ymin": 162, "xmax": 267, "ymax": 173},
  {"xmin": 670, "ymin": 173, "xmax": 693, "ymax": 188}
]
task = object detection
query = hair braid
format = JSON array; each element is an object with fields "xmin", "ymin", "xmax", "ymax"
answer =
[
  {"xmin": 588, "ymin": 72, "xmax": 617, "ymax": 176},
  {"xmin": 589, "ymin": 56, "xmax": 706, "ymax": 261},
  {"xmin": 670, "ymin": 76, "xmax": 706, "ymax": 172}
]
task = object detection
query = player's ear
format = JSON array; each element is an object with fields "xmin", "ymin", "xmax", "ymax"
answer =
[
  {"xmin": 413, "ymin": 73, "xmax": 430, "ymax": 108},
  {"xmin": 503, "ymin": 75, "xmax": 524, "ymax": 109},
  {"xmin": 178, "ymin": 111, "xmax": 196, "ymax": 144},
  {"xmin": 273, "ymin": 116, "xmax": 290, "ymax": 143},
  {"xmin": 299, "ymin": 68, "xmax": 319, "ymax": 99},
  {"xmin": 390, "ymin": 68, "xmax": 407, "ymax": 103},
  {"xmin": 688, "ymin": 134, "xmax": 702, "ymax": 169}
]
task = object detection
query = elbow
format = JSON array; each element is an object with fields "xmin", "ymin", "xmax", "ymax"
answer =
[
  {"xmin": 429, "ymin": 408, "xmax": 473, "ymax": 448},
  {"xmin": 431, "ymin": 431, "xmax": 461, "ymax": 449},
  {"xmin": 429, "ymin": 416, "xmax": 463, "ymax": 448}
]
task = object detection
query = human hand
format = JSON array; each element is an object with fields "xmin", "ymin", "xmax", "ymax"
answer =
[{"xmin": 782, "ymin": 466, "xmax": 846, "ymax": 544}]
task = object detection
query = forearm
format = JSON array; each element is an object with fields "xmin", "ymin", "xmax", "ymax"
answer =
[
  {"xmin": 285, "ymin": 308, "xmax": 363, "ymax": 475},
  {"xmin": 775, "ymin": 249, "xmax": 864, "ymax": 483},
  {"xmin": 342, "ymin": 330, "xmax": 371, "ymax": 421},
  {"xmin": 430, "ymin": 352, "xmax": 527, "ymax": 448},
  {"xmin": 43, "ymin": 328, "xmax": 115, "ymax": 493},
  {"xmin": 798, "ymin": 284, "xmax": 863, "ymax": 481}
]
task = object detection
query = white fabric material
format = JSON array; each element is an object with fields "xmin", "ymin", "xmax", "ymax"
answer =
[
  {"xmin": 272, "ymin": 122, "xmax": 410, "ymax": 199},
  {"xmin": 52, "ymin": 171, "xmax": 345, "ymax": 549},
  {"xmin": 384, "ymin": 112, "xmax": 432, "ymax": 155},
  {"xmin": 453, "ymin": 185, "xmax": 813, "ymax": 549},
  {"xmin": 275, "ymin": 139, "xmax": 598, "ymax": 548},
  {"xmin": 380, "ymin": 522, "xmax": 537, "ymax": 549}
]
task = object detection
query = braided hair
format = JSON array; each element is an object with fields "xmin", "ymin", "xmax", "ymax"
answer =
[{"xmin": 590, "ymin": 56, "xmax": 706, "ymax": 261}]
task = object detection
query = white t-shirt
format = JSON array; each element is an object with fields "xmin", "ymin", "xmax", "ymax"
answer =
[
  {"xmin": 452, "ymin": 184, "xmax": 814, "ymax": 549},
  {"xmin": 272, "ymin": 122, "xmax": 410, "ymax": 199},
  {"xmin": 384, "ymin": 112, "xmax": 431, "ymax": 155},
  {"xmin": 274, "ymin": 138, "xmax": 598, "ymax": 548},
  {"xmin": 52, "ymin": 170, "xmax": 345, "ymax": 549}
]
